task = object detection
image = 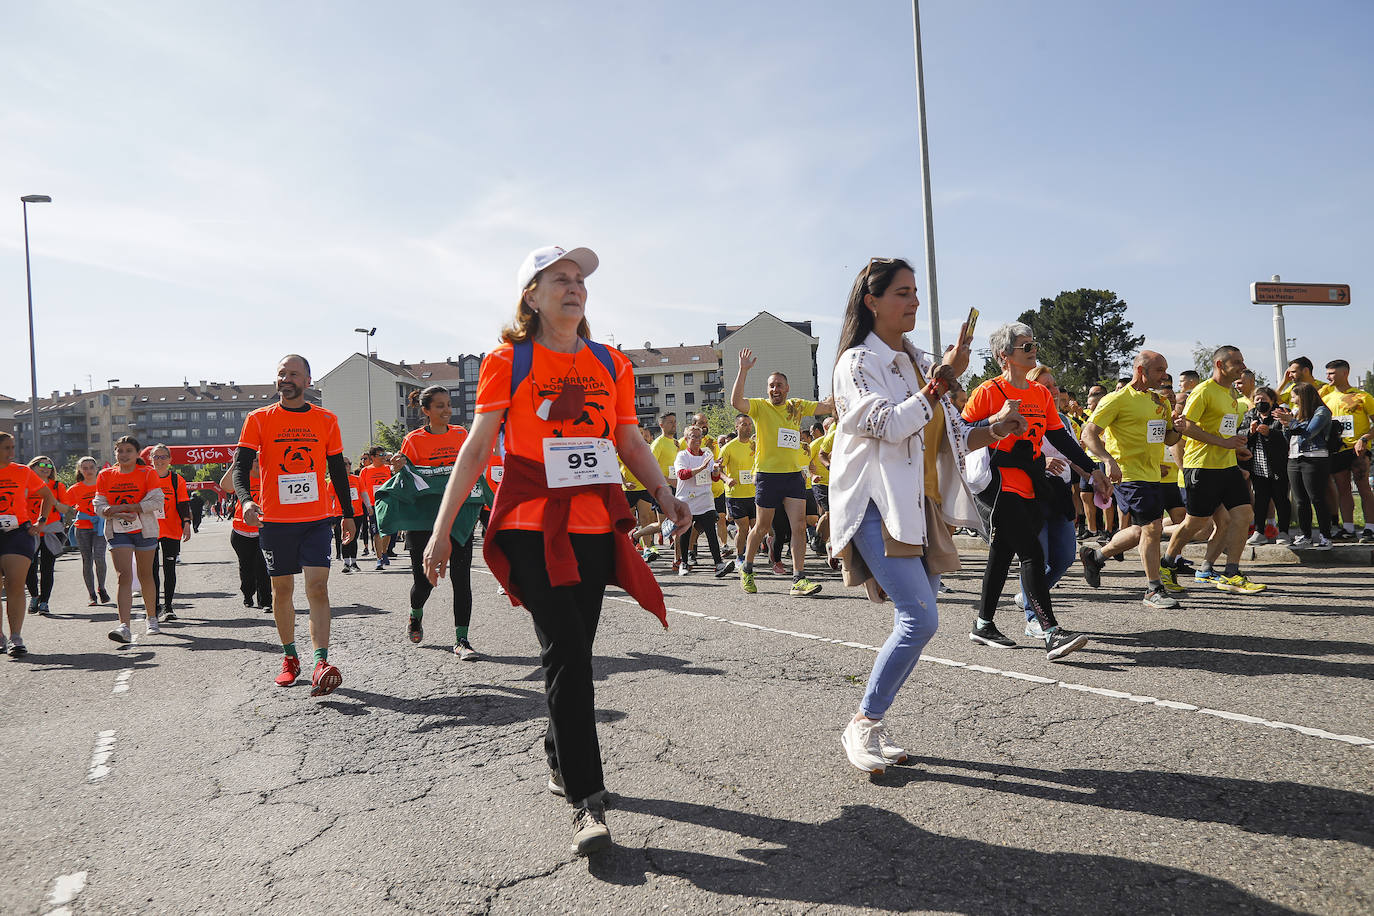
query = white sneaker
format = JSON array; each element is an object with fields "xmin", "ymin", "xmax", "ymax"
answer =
[
  {"xmin": 1312, "ymin": 533, "xmax": 1332, "ymax": 550},
  {"xmin": 1245, "ymin": 531, "xmax": 1268, "ymax": 546},
  {"xmin": 108, "ymin": 623, "xmax": 132, "ymax": 644},
  {"xmin": 6, "ymin": 634, "xmax": 24, "ymax": 657},
  {"xmin": 1274, "ymin": 533, "xmax": 1293, "ymax": 546},
  {"xmin": 677, "ymin": 564, "xmax": 690, "ymax": 577},
  {"xmin": 840, "ymin": 717, "xmax": 887, "ymax": 774},
  {"xmin": 1290, "ymin": 535, "xmax": 1313, "ymax": 549},
  {"xmin": 1024, "ymin": 618, "xmax": 1048, "ymax": 639},
  {"xmin": 146, "ymin": 614, "xmax": 161, "ymax": 636},
  {"xmin": 876, "ymin": 722, "xmax": 908, "ymax": 763}
]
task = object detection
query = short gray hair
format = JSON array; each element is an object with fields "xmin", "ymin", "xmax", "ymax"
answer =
[{"xmin": 989, "ymin": 322, "xmax": 1034, "ymax": 361}]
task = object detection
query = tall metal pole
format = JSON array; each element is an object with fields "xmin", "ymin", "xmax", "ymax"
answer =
[
  {"xmin": 1270, "ymin": 274, "xmax": 1288, "ymax": 384},
  {"xmin": 22, "ymin": 201, "xmax": 41, "ymax": 456},
  {"xmin": 911, "ymin": 0, "xmax": 942, "ymax": 354},
  {"xmin": 357, "ymin": 329, "xmax": 375, "ymax": 446}
]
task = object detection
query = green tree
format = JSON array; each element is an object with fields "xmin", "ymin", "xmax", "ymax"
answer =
[
  {"xmin": 374, "ymin": 419, "xmax": 407, "ymax": 452},
  {"xmin": 194, "ymin": 463, "xmax": 226, "ymax": 483},
  {"xmin": 1017, "ymin": 289, "xmax": 1144, "ymax": 398},
  {"xmin": 693, "ymin": 403, "xmax": 743, "ymax": 439},
  {"xmin": 1191, "ymin": 342, "xmax": 1269, "ymax": 386}
]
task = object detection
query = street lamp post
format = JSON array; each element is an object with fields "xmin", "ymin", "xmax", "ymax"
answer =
[
  {"xmin": 355, "ymin": 327, "xmax": 376, "ymax": 446},
  {"xmin": 21, "ymin": 195, "xmax": 52, "ymax": 456},
  {"xmin": 909, "ymin": 1, "xmax": 941, "ymax": 355}
]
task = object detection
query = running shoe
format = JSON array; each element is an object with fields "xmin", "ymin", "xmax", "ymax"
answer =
[
  {"xmin": 37, "ymin": 601, "xmax": 50, "ymax": 616},
  {"xmin": 162, "ymin": 606, "xmax": 177, "ymax": 622},
  {"xmin": 27, "ymin": 597, "xmax": 39, "ymax": 614},
  {"xmin": 740, "ymin": 570, "xmax": 757, "ymax": 594},
  {"xmin": 375, "ymin": 559, "xmax": 385, "ymax": 571},
  {"xmin": 1290, "ymin": 535, "xmax": 1313, "ymax": 549},
  {"xmin": 1079, "ymin": 545, "xmax": 1105, "ymax": 588},
  {"xmin": 341, "ymin": 564, "xmax": 354, "ymax": 575},
  {"xmin": 1215, "ymin": 574, "xmax": 1267, "ymax": 594},
  {"xmin": 454, "ymin": 639, "xmax": 477, "ymax": 661},
  {"xmin": 1158, "ymin": 567, "xmax": 1187, "ymax": 594},
  {"xmin": 0, "ymin": 634, "xmax": 6, "ymax": 654},
  {"xmin": 1245, "ymin": 531, "xmax": 1269, "ymax": 546},
  {"xmin": 840, "ymin": 717, "xmax": 888, "ymax": 774},
  {"xmin": 1331, "ymin": 528, "xmax": 1354, "ymax": 542},
  {"xmin": 789, "ymin": 577, "xmax": 822, "ymax": 597},
  {"xmin": 243, "ymin": 596, "xmax": 255, "ymax": 608},
  {"xmin": 108, "ymin": 623, "xmax": 132, "ymax": 644},
  {"xmin": 7, "ymin": 635, "xmax": 26, "ymax": 657},
  {"xmin": 771, "ymin": 561, "xmax": 787, "ymax": 577},
  {"xmin": 713, "ymin": 560, "xmax": 735, "ymax": 578},
  {"xmin": 1193, "ymin": 568, "xmax": 1221, "ymax": 584},
  {"xmin": 275, "ymin": 655, "xmax": 301, "ymax": 687},
  {"xmin": 548, "ymin": 768, "xmax": 565, "ymax": 797},
  {"xmin": 145, "ymin": 614, "xmax": 161, "ymax": 636},
  {"xmin": 1024, "ymin": 618, "xmax": 1048, "ymax": 639},
  {"xmin": 310, "ymin": 661, "xmax": 343, "ymax": 696},
  {"xmin": 1172, "ymin": 556, "xmax": 1196, "ymax": 576},
  {"xmin": 571, "ymin": 806, "xmax": 612, "ymax": 856},
  {"xmin": 938, "ymin": 583, "xmax": 954, "ymax": 594},
  {"xmin": 1274, "ymin": 533, "xmax": 1294, "ymax": 546},
  {"xmin": 1360, "ymin": 528, "xmax": 1374, "ymax": 544},
  {"xmin": 876, "ymin": 722, "xmax": 908, "ymax": 764},
  {"xmin": 1045, "ymin": 628, "xmax": 1089, "ymax": 661},
  {"xmin": 678, "ymin": 563, "xmax": 690, "ymax": 577},
  {"xmin": 407, "ymin": 616, "xmax": 423, "ymax": 644},
  {"xmin": 98, "ymin": 589, "xmax": 110, "ymax": 604},
  {"xmin": 969, "ymin": 620, "xmax": 1016, "ymax": 648},
  {"xmin": 1142, "ymin": 588, "xmax": 1180, "ymax": 609},
  {"xmin": 1311, "ymin": 533, "xmax": 1333, "ymax": 550}
]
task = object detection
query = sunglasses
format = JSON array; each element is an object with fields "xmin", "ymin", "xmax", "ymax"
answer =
[
  {"xmin": 1010, "ymin": 342, "xmax": 1037, "ymax": 353},
  {"xmin": 35, "ymin": 462, "xmax": 53, "ymax": 469}
]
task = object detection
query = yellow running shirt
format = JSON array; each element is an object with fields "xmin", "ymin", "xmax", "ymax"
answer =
[
  {"xmin": 650, "ymin": 434, "xmax": 678, "ymax": 484},
  {"xmin": 1319, "ymin": 384, "xmax": 1374, "ymax": 449},
  {"xmin": 1088, "ymin": 385, "xmax": 1174, "ymax": 482},
  {"xmin": 719, "ymin": 437, "xmax": 757, "ymax": 499},
  {"xmin": 1182, "ymin": 378, "xmax": 1241, "ymax": 470},
  {"xmin": 810, "ymin": 428, "xmax": 835, "ymax": 486},
  {"xmin": 747, "ymin": 397, "xmax": 818, "ymax": 474}
]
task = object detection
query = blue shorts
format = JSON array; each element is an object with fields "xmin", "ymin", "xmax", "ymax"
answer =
[
  {"xmin": 110, "ymin": 530, "xmax": 159, "ymax": 552},
  {"xmin": 727, "ymin": 497, "xmax": 756, "ymax": 520},
  {"xmin": 1113, "ymin": 481, "xmax": 1164, "ymax": 525},
  {"xmin": 754, "ymin": 471, "xmax": 806, "ymax": 510},
  {"xmin": 259, "ymin": 518, "xmax": 334, "ymax": 577},
  {"xmin": 0, "ymin": 524, "xmax": 37, "ymax": 560}
]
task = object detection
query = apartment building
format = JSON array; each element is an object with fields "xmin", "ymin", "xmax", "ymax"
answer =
[
  {"xmin": 0, "ymin": 393, "xmax": 17, "ymax": 437},
  {"xmin": 620, "ymin": 344, "xmax": 725, "ymax": 432},
  {"xmin": 717, "ymin": 312, "xmax": 821, "ymax": 401}
]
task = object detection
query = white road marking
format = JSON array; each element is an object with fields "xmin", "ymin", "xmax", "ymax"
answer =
[
  {"xmin": 44, "ymin": 870, "xmax": 87, "ymax": 916},
  {"xmin": 601, "ymin": 594, "xmax": 1374, "ymax": 751},
  {"xmin": 112, "ymin": 668, "xmax": 133, "ymax": 695},
  {"xmin": 88, "ymin": 730, "xmax": 117, "ymax": 782}
]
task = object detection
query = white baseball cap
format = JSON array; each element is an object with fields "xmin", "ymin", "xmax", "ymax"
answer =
[{"xmin": 516, "ymin": 245, "xmax": 599, "ymax": 295}]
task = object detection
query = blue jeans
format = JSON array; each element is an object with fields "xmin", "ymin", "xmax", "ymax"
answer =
[
  {"xmin": 852, "ymin": 503, "xmax": 940, "ymax": 719},
  {"xmin": 1017, "ymin": 512, "xmax": 1076, "ymax": 621}
]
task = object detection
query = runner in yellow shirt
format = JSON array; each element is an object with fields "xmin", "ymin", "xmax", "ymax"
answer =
[
  {"xmin": 1320, "ymin": 359, "xmax": 1374, "ymax": 542},
  {"xmin": 810, "ymin": 418, "xmax": 837, "ymax": 564},
  {"xmin": 1078, "ymin": 351, "xmax": 1183, "ymax": 608},
  {"xmin": 621, "ymin": 425, "xmax": 662, "ymax": 561},
  {"xmin": 718, "ymin": 415, "xmax": 758, "ymax": 574},
  {"xmin": 730, "ymin": 347, "xmax": 833, "ymax": 596},
  {"xmin": 648, "ymin": 412, "xmax": 680, "ymax": 559},
  {"xmin": 1161, "ymin": 346, "xmax": 1265, "ymax": 594}
]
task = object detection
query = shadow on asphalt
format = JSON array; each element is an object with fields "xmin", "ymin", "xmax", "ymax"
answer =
[
  {"xmin": 317, "ymin": 684, "xmax": 628, "ymax": 734},
  {"xmin": 593, "ymin": 796, "xmax": 1308, "ymax": 913},
  {"xmin": 158, "ymin": 630, "xmax": 283, "ymax": 655},
  {"xmin": 1091, "ymin": 629, "xmax": 1374, "ymax": 679},
  {"xmin": 174, "ymin": 591, "xmax": 234, "ymax": 599},
  {"xmin": 18, "ymin": 650, "xmax": 157, "ymax": 673}
]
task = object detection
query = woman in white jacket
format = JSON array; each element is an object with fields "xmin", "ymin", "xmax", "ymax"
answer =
[{"xmin": 829, "ymin": 258, "xmax": 1024, "ymax": 775}]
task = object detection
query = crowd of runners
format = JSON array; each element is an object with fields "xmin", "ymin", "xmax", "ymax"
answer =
[{"xmin": 0, "ymin": 245, "xmax": 1370, "ymax": 855}]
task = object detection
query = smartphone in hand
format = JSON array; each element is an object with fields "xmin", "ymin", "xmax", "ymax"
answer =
[{"xmin": 960, "ymin": 307, "xmax": 979, "ymax": 347}]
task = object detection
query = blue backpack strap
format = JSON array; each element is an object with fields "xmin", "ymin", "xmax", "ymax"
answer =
[
  {"xmin": 510, "ymin": 339, "xmax": 534, "ymax": 398},
  {"xmin": 583, "ymin": 338, "xmax": 617, "ymax": 380}
]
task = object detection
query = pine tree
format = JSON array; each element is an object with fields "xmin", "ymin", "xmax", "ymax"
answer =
[{"xmin": 1017, "ymin": 289, "xmax": 1144, "ymax": 398}]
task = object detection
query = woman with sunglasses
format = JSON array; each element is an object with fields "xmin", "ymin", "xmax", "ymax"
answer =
[
  {"xmin": 962, "ymin": 322, "xmax": 1107, "ymax": 661},
  {"xmin": 0, "ymin": 433, "xmax": 55, "ymax": 656},
  {"xmin": 148, "ymin": 445, "xmax": 193, "ymax": 621},
  {"xmin": 423, "ymin": 245, "xmax": 692, "ymax": 855},
  {"xmin": 65, "ymin": 456, "xmax": 111, "ymax": 606},
  {"xmin": 23, "ymin": 456, "xmax": 71, "ymax": 615},
  {"xmin": 94, "ymin": 436, "xmax": 165, "ymax": 642}
]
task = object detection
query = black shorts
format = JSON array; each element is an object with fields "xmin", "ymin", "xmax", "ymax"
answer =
[
  {"xmin": 259, "ymin": 518, "xmax": 334, "ymax": 577},
  {"xmin": 1330, "ymin": 449, "xmax": 1356, "ymax": 474},
  {"xmin": 754, "ymin": 471, "xmax": 806, "ymax": 510},
  {"xmin": 0, "ymin": 524, "xmax": 36, "ymax": 560},
  {"xmin": 812, "ymin": 483, "xmax": 829, "ymax": 513},
  {"xmin": 1161, "ymin": 481, "xmax": 1184, "ymax": 511},
  {"xmin": 1183, "ymin": 467, "xmax": 1251, "ymax": 517},
  {"xmin": 727, "ymin": 497, "xmax": 756, "ymax": 520},
  {"xmin": 804, "ymin": 488, "xmax": 818, "ymax": 516},
  {"xmin": 712, "ymin": 494, "xmax": 726, "ymax": 514},
  {"xmin": 1113, "ymin": 481, "xmax": 1164, "ymax": 525},
  {"xmin": 626, "ymin": 488, "xmax": 659, "ymax": 512}
]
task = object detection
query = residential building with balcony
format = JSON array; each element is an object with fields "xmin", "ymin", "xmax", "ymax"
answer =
[
  {"xmin": 717, "ymin": 312, "xmax": 821, "ymax": 402},
  {"xmin": 620, "ymin": 343, "xmax": 724, "ymax": 433}
]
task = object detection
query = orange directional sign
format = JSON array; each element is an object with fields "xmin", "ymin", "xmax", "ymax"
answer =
[{"xmin": 1251, "ymin": 282, "xmax": 1351, "ymax": 305}]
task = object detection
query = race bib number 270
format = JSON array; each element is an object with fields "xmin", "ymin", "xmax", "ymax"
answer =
[{"xmin": 542, "ymin": 437, "xmax": 622, "ymax": 488}]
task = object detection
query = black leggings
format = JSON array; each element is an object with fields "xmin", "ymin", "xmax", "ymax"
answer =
[
  {"xmin": 230, "ymin": 531, "xmax": 271, "ymax": 607},
  {"xmin": 1251, "ymin": 474, "xmax": 1292, "ymax": 533},
  {"xmin": 406, "ymin": 528, "xmax": 473, "ymax": 626},
  {"xmin": 496, "ymin": 529, "xmax": 612, "ymax": 808},
  {"xmin": 151, "ymin": 537, "xmax": 181, "ymax": 610},
  {"xmin": 677, "ymin": 511, "xmax": 723, "ymax": 565},
  {"xmin": 977, "ymin": 487, "xmax": 1057, "ymax": 631},
  {"xmin": 25, "ymin": 539, "xmax": 57, "ymax": 602},
  {"xmin": 1288, "ymin": 456, "xmax": 1331, "ymax": 537}
]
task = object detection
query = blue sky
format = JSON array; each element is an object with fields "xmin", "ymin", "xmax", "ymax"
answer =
[{"xmin": 2, "ymin": 0, "xmax": 1371, "ymax": 405}]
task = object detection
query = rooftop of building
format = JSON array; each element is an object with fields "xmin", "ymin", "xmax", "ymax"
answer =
[{"xmin": 622, "ymin": 343, "xmax": 721, "ymax": 370}]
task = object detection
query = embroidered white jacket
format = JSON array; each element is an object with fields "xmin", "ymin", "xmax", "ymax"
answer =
[{"xmin": 830, "ymin": 332, "xmax": 983, "ymax": 554}]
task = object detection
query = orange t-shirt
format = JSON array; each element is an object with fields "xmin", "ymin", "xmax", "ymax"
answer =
[
  {"xmin": 401, "ymin": 425, "xmax": 468, "ymax": 467},
  {"xmin": 346, "ymin": 473, "xmax": 365, "ymax": 517},
  {"xmin": 0, "ymin": 463, "xmax": 48, "ymax": 528},
  {"xmin": 237, "ymin": 403, "xmax": 344, "ymax": 524},
  {"xmin": 484, "ymin": 448, "xmax": 504, "ymax": 492},
  {"xmin": 963, "ymin": 378, "xmax": 1062, "ymax": 499},
  {"xmin": 96, "ymin": 465, "xmax": 164, "ymax": 516},
  {"xmin": 155, "ymin": 472, "xmax": 187, "ymax": 539},
  {"xmin": 232, "ymin": 473, "xmax": 262, "ymax": 535},
  {"xmin": 359, "ymin": 464, "xmax": 392, "ymax": 504},
  {"xmin": 28, "ymin": 479, "xmax": 67, "ymax": 526},
  {"xmin": 475, "ymin": 340, "xmax": 636, "ymax": 533},
  {"xmin": 67, "ymin": 480, "xmax": 99, "ymax": 530}
]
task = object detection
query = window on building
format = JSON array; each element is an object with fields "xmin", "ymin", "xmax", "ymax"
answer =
[
  {"xmin": 112, "ymin": 415, "xmax": 127, "ymax": 424},
  {"xmin": 191, "ymin": 429, "xmax": 201, "ymax": 437},
  {"xmin": 170, "ymin": 411, "xmax": 187, "ymax": 420},
  {"xmin": 151, "ymin": 412, "xmax": 167, "ymax": 422},
  {"xmin": 89, "ymin": 417, "xmax": 99, "ymax": 426},
  {"xmin": 91, "ymin": 433, "xmax": 102, "ymax": 443},
  {"xmin": 204, "ymin": 410, "xmax": 217, "ymax": 420},
  {"xmin": 664, "ymin": 374, "xmax": 675, "ymax": 386},
  {"xmin": 171, "ymin": 429, "xmax": 187, "ymax": 439},
  {"xmin": 665, "ymin": 393, "xmax": 676, "ymax": 406},
  {"xmin": 225, "ymin": 427, "xmax": 236, "ymax": 436},
  {"xmin": 685, "ymin": 393, "xmax": 695, "ymax": 405},
  {"xmin": 88, "ymin": 399, "xmax": 95, "ymax": 409},
  {"xmin": 683, "ymin": 373, "xmax": 694, "ymax": 384},
  {"xmin": 116, "ymin": 398, "xmax": 127, "ymax": 406}
]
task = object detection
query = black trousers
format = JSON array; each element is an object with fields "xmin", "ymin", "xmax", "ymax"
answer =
[
  {"xmin": 230, "ymin": 531, "xmax": 271, "ymax": 606},
  {"xmin": 495, "ymin": 529, "xmax": 612, "ymax": 808},
  {"xmin": 1288, "ymin": 456, "xmax": 1331, "ymax": 537},
  {"xmin": 1251, "ymin": 474, "xmax": 1292, "ymax": 533},
  {"xmin": 151, "ymin": 536, "xmax": 181, "ymax": 611},
  {"xmin": 406, "ymin": 527, "xmax": 473, "ymax": 627},
  {"xmin": 25, "ymin": 539, "xmax": 57, "ymax": 602},
  {"xmin": 676, "ymin": 511, "xmax": 722, "ymax": 566},
  {"xmin": 977, "ymin": 486, "xmax": 1057, "ymax": 631}
]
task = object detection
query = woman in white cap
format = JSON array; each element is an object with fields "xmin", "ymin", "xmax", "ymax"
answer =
[{"xmin": 424, "ymin": 245, "xmax": 692, "ymax": 855}]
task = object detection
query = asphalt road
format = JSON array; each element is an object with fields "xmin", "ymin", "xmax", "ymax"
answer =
[{"xmin": 2, "ymin": 519, "xmax": 1371, "ymax": 915}]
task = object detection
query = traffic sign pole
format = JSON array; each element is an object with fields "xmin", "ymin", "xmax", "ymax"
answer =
[{"xmin": 1251, "ymin": 274, "xmax": 1351, "ymax": 383}]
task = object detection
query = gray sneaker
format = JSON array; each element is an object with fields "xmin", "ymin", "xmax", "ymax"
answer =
[
  {"xmin": 1142, "ymin": 588, "xmax": 1180, "ymax": 609},
  {"xmin": 145, "ymin": 614, "xmax": 161, "ymax": 636},
  {"xmin": 108, "ymin": 623, "xmax": 132, "ymax": 644},
  {"xmin": 1024, "ymin": 618, "xmax": 1048, "ymax": 639},
  {"xmin": 571, "ymin": 805, "xmax": 612, "ymax": 856},
  {"xmin": 1245, "ymin": 531, "xmax": 1269, "ymax": 546}
]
